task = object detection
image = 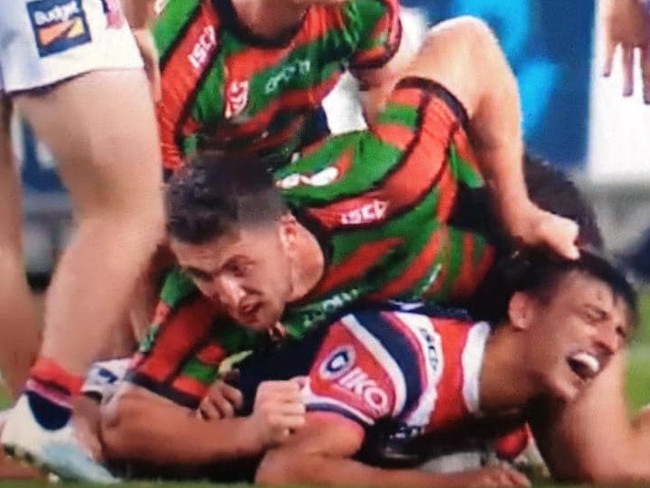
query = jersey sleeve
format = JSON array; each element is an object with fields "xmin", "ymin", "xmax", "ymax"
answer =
[
  {"xmin": 343, "ymin": 0, "xmax": 401, "ymax": 71},
  {"xmin": 278, "ymin": 78, "xmax": 477, "ymax": 234},
  {"xmin": 125, "ymin": 270, "xmax": 225, "ymax": 408},
  {"xmin": 302, "ymin": 309, "xmax": 429, "ymax": 428},
  {"xmin": 153, "ymin": 0, "xmax": 217, "ymax": 174}
]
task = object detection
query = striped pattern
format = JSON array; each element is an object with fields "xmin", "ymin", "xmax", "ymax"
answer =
[
  {"xmin": 154, "ymin": 0, "xmax": 400, "ymax": 170},
  {"xmin": 129, "ymin": 81, "xmax": 497, "ymax": 406}
]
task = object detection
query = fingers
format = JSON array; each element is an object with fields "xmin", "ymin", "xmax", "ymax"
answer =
[
  {"xmin": 501, "ymin": 467, "xmax": 531, "ymax": 487},
  {"xmin": 197, "ymin": 397, "xmax": 223, "ymax": 421},
  {"xmin": 198, "ymin": 380, "xmax": 244, "ymax": 420},
  {"xmin": 622, "ymin": 45, "xmax": 635, "ymax": 96},
  {"xmin": 507, "ymin": 203, "xmax": 580, "ymax": 261},
  {"xmin": 542, "ymin": 214, "xmax": 580, "ymax": 261},
  {"xmin": 603, "ymin": 39, "xmax": 616, "ymax": 77},
  {"xmin": 642, "ymin": 45, "xmax": 650, "ymax": 103},
  {"xmin": 256, "ymin": 380, "xmax": 303, "ymax": 404},
  {"xmin": 465, "ymin": 467, "xmax": 530, "ymax": 487},
  {"xmin": 253, "ymin": 380, "xmax": 307, "ymax": 446},
  {"xmin": 219, "ymin": 382, "xmax": 244, "ymax": 410}
]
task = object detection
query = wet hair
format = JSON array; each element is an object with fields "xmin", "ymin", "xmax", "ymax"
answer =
[
  {"xmin": 165, "ymin": 152, "xmax": 287, "ymax": 244},
  {"xmin": 470, "ymin": 248, "xmax": 639, "ymax": 330}
]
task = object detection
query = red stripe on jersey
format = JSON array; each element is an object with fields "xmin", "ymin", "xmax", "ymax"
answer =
[
  {"xmin": 220, "ymin": 7, "xmax": 347, "ymax": 80},
  {"xmin": 158, "ymin": 2, "xmax": 221, "ymax": 171},
  {"xmin": 452, "ymin": 235, "xmax": 495, "ymax": 300},
  {"xmin": 133, "ymin": 298, "xmax": 216, "ymax": 383},
  {"xmin": 214, "ymin": 75, "xmax": 340, "ymax": 142},
  {"xmin": 307, "ymin": 237, "xmax": 402, "ymax": 298},
  {"xmin": 171, "ymin": 375, "xmax": 210, "ymax": 400},
  {"xmin": 367, "ymin": 228, "xmax": 446, "ymax": 301},
  {"xmin": 373, "ymin": 123, "xmax": 416, "ymax": 152},
  {"xmin": 304, "ymin": 87, "xmax": 464, "ymax": 232},
  {"xmin": 196, "ymin": 342, "xmax": 228, "ymax": 366},
  {"xmin": 349, "ymin": 0, "xmax": 400, "ymax": 69},
  {"xmin": 427, "ymin": 320, "xmax": 472, "ymax": 431}
]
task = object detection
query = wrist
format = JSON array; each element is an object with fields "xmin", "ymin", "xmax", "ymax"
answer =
[{"xmin": 238, "ymin": 416, "xmax": 267, "ymax": 456}]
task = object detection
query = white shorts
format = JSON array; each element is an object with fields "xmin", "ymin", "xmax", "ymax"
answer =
[{"xmin": 0, "ymin": 0, "xmax": 143, "ymax": 94}]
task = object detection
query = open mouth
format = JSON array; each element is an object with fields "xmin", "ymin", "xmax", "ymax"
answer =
[{"xmin": 567, "ymin": 351, "xmax": 601, "ymax": 381}]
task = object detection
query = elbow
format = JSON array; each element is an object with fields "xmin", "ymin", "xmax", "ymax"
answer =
[{"xmin": 256, "ymin": 450, "xmax": 303, "ymax": 486}]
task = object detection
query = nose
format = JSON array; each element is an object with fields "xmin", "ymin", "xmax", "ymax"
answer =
[
  {"xmin": 213, "ymin": 275, "xmax": 246, "ymax": 309},
  {"xmin": 596, "ymin": 323, "xmax": 622, "ymax": 355}
]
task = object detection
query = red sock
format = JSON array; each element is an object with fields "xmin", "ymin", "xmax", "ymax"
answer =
[{"xmin": 29, "ymin": 357, "xmax": 84, "ymax": 398}]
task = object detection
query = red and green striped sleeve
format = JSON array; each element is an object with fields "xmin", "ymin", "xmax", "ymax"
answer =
[
  {"xmin": 127, "ymin": 269, "xmax": 260, "ymax": 408},
  {"xmin": 344, "ymin": 0, "xmax": 401, "ymax": 70}
]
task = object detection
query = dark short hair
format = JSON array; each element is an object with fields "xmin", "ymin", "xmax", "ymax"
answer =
[
  {"xmin": 522, "ymin": 154, "xmax": 603, "ymax": 249},
  {"xmin": 470, "ymin": 248, "xmax": 638, "ymax": 331},
  {"xmin": 449, "ymin": 153, "xmax": 603, "ymax": 251},
  {"xmin": 165, "ymin": 152, "xmax": 287, "ymax": 244}
]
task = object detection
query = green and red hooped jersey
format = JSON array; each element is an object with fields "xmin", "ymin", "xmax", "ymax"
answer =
[
  {"xmin": 155, "ymin": 0, "xmax": 401, "ymax": 173},
  {"xmin": 127, "ymin": 78, "xmax": 496, "ymax": 408}
]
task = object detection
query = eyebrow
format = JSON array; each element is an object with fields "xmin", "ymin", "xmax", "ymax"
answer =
[{"xmin": 182, "ymin": 266, "xmax": 220, "ymax": 278}]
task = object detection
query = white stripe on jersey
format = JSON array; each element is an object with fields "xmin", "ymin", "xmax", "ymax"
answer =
[
  {"xmin": 393, "ymin": 311, "xmax": 443, "ymax": 427},
  {"xmin": 341, "ymin": 315, "xmax": 407, "ymax": 417},
  {"xmin": 462, "ymin": 322, "xmax": 490, "ymax": 415}
]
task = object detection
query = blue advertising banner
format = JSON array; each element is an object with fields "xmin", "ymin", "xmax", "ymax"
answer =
[{"xmin": 402, "ymin": 0, "xmax": 595, "ymax": 169}]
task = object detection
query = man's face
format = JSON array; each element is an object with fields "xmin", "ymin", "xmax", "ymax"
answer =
[
  {"xmin": 171, "ymin": 222, "xmax": 294, "ymax": 332},
  {"xmin": 517, "ymin": 270, "xmax": 631, "ymax": 402}
]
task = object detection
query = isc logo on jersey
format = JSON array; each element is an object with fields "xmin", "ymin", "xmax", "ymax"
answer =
[
  {"xmin": 339, "ymin": 199, "xmax": 388, "ymax": 225},
  {"xmin": 28, "ymin": 0, "xmax": 91, "ymax": 57},
  {"xmin": 319, "ymin": 345, "xmax": 390, "ymax": 416},
  {"xmin": 225, "ymin": 80, "xmax": 250, "ymax": 119},
  {"xmin": 188, "ymin": 26, "xmax": 217, "ymax": 71}
]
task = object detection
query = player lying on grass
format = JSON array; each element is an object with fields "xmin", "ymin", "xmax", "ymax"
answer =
[{"xmin": 242, "ymin": 250, "xmax": 636, "ymax": 487}]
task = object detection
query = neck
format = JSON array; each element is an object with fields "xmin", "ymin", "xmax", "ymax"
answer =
[
  {"xmin": 479, "ymin": 325, "xmax": 537, "ymax": 413},
  {"xmin": 231, "ymin": 0, "xmax": 308, "ymax": 40},
  {"xmin": 287, "ymin": 223, "xmax": 325, "ymax": 302}
]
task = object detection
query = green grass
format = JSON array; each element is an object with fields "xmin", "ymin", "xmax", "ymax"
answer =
[{"xmin": 0, "ymin": 291, "xmax": 648, "ymax": 487}]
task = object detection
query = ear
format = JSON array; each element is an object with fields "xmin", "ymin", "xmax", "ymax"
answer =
[
  {"xmin": 279, "ymin": 212, "xmax": 298, "ymax": 250},
  {"xmin": 508, "ymin": 292, "xmax": 535, "ymax": 331}
]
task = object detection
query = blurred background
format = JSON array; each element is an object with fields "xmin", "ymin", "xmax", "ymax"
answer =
[{"xmin": 14, "ymin": 0, "xmax": 650, "ymax": 281}]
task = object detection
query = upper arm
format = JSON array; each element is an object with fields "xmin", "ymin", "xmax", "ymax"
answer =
[{"xmin": 280, "ymin": 412, "xmax": 365, "ymax": 456}]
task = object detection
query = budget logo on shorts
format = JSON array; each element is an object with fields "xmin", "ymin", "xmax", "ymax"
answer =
[
  {"xmin": 27, "ymin": 0, "xmax": 91, "ymax": 57},
  {"xmin": 319, "ymin": 345, "xmax": 355, "ymax": 380}
]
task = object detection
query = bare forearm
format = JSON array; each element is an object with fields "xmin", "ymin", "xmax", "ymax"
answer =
[
  {"xmin": 259, "ymin": 451, "xmax": 465, "ymax": 487},
  {"xmin": 102, "ymin": 394, "xmax": 263, "ymax": 466}
]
